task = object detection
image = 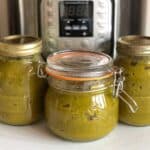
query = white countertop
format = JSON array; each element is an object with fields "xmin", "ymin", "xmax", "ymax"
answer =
[{"xmin": 0, "ymin": 122, "xmax": 149, "ymax": 150}]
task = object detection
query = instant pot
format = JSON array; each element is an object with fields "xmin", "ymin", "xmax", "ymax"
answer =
[{"xmin": 41, "ymin": 0, "xmax": 118, "ymax": 57}]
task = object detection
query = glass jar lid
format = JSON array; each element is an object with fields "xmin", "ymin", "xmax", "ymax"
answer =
[
  {"xmin": 117, "ymin": 35, "xmax": 150, "ymax": 56},
  {"xmin": 0, "ymin": 35, "xmax": 42, "ymax": 57},
  {"xmin": 46, "ymin": 50, "xmax": 113, "ymax": 81}
]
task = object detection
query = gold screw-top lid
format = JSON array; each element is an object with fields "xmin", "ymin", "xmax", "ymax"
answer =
[
  {"xmin": 0, "ymin": 35, "xmax": 42, "ymax": 57},
  {"xmin": 117, "ymin": 35, "xmax": 150, "ymax": 56}
]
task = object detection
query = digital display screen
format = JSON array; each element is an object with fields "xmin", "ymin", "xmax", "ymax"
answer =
[
  {"xmin": 59, "ymin": 1, "xmax": 93, "ymax": 37},
  {"xmin": 60, "ymin": 1, "xmax": 93, "ymax": 18}
]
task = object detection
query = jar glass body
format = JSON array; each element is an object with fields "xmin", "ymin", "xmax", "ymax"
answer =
[
  {"xmin": 45, "ymin": 76, "xmax": 118, "ymax": 141},
  {"xmin": 0, "ymin": 53, "xmax": 47, "ymax": 125},
  {"xmin": 115, "ymin": 54, "xmax": 150, "ymax": 126}
]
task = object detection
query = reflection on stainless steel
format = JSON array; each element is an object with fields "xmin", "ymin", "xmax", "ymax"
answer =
[
  {"xmin": 119, "ymin": 0, "xmax": 150, "ymax": 36},
  {"xmin": 0, "ymin": 0, "xmax": 41, "ymax": 38},
  {"xmin": 41, "ymin": 0, "xmax": 117, "ymax": 57},
  {"xmin": 0, "ymin": 0, "xmax": 149, "ymax": 42},
  {"xmin": 140, "ymin": 0, "xmax": 150, "ymax": 36}
]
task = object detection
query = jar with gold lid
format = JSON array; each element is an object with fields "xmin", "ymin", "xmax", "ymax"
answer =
[
  {"xmin": 41, "ymin": 50, "xmax": 124, "ymax": 141},
  {"xmin": 0, "ymin": 35, "xmax": 47, "ymax": 125},
  {"xmin": 115, "ymin": 35, "xmax": 150, "ymax": 126}
]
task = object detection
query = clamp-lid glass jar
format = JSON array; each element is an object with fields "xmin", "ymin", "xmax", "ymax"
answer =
[
  {"xmin": 116, "ymin": 35, "xmax": 150, "ymax": 126},
  {"xmin": 0, "ymin": 35, "xmax": 47, "ymax": 125},
  {"xmin": 44, "ymin": 50, "xmax": 120, "ymax": 141}
]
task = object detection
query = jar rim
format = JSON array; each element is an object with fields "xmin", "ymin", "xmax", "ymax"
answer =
[
  {"xmin": 117, "ymin": 35, "xmax": 150, "ymax": 56},
  {"xmin": 0, "ymin": 35, "xmax": 42, "ymax": 57},
  {"xmin": 46, "ymin": 50, "xmax": 114, "ymax": 81}
]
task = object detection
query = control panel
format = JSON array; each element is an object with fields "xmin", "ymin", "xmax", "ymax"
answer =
[
  {"xmin": 59, "ymin": 1, "xmax": 93, "ymax": 37},
  {"xmin": 41, "ymin": 0, "xmax": 115, "ymax": 56}
]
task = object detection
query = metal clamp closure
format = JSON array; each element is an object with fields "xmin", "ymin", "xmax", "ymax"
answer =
[
  {"xmin": 37, "ymin": 61, "xmax": 47, "ymax": 78},
  {"xmin": 113, "ymin": 67, "xmax": 138, "ymax": 113},
  {"xmin": 113, "ymin": 67, "xmax": 124, "ymax": 97}
]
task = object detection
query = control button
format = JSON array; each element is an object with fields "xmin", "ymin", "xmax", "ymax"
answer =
[
  {"xmin": 65, "ymin": 26, "xmax": 72, "ymax": 31},
  {"xmin": 83, "ymin": 32, "xmax": 87, "ymax": 36},
  {"xmin": 67, "ymin": 20, "xmax": 71, "ymax": 24},
  {"xmin": 82, "ymin": 20, "xmax": 86, "ymax": 24},
  {"xmin": 73, "ymin": 25, "xmax": 80, "ymax": 30},
  {"xmin": 65, "ymin": 32, "xmax": 71, "ymax": 36},
  {"xmin": 81, "ymin": 25, "xmax": 88, "ymax": 31}
]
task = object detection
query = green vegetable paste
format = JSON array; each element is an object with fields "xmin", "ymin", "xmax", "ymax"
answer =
[
  {"xmin": 45, "ymin": 79, "xmax": 118, "ymax": 141},
  {"xmin": 115, "ymin": 55, "xmax": 150, "ymax": 126},
  {"xmin": 0, "ymin": 55, "xmax": 47, "ymax": 125}
]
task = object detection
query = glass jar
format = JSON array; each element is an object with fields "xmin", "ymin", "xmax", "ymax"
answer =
[
  {"xmin": 0, "ymin": 35, "xmax": 47, "ymax": 125},
  {"xmin": 115, "ymin": 35, "xmax": 150, "ymax": 126},
  {"xmin": 43, "ymin": 50, "xmax": 122, "ymax": 141}
]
